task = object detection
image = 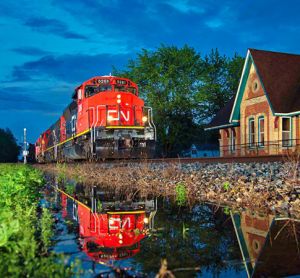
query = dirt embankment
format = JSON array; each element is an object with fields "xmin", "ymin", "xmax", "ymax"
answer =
[{"xmin": 36, "ymin": 160, "xmax": 300, "ymax": 217}]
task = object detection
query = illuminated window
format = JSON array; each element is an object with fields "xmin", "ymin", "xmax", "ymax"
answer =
[
  {"xmin": 258, "ymin": 117, "xmax": 265, "ymax": 147},
  {"xmin": 282, "ymin": 117, "xmax": 292, "ymax": 147}
]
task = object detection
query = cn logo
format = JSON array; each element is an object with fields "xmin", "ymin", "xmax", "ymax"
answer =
[
  {"xmin": 109, "ymin": 216, "xmax": 132, "ymax": 230},
  {"xmin": 107, "ymin": 110, "xmax": 130, "ymax": 121}
]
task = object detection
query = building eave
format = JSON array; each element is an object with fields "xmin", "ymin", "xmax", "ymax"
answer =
[
  {"xmin": 229, "ymin": 50, "xmax": 251, "ymax": 123},
  {"xmin": 204, "ymin": 123, "xmax": 239, "ymax": 131},
  {"xmin": 274, "ymin": 112, "xmax": 300, "ymax": 116}
]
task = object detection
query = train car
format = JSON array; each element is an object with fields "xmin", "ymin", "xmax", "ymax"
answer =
[{"xmin": 35, "ymin": 76, "xmax": 156, "ymax": 162}]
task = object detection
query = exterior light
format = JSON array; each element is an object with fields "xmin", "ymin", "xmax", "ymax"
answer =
[
  {"xmin": 142, "ymin": 116, "xmax": 147, "ymax": 122},
  {"xmin": 119, "ymin": 240, "xmax": 123, "ymax": 244},
  {"xmin": 117, "ymin": 94, "xmax": 121, "ymax": 99},
  {"xmin": 117, "ymin": 99, "xmax": 121, "ymax": 104},
  {"xmin": 107, "ymin": 115, "xmax": 113, "ymax": 122},
  {"xmin": 118, "ymin": 233, "xmax": 123, "ymax": 239},
  {"xmin": 143, "ymin": 217, "xmax": 149, "ymax": 224}
]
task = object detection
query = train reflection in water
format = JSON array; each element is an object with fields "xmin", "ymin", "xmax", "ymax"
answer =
[
  {"xmin": 231, "ymin": 211, "xmax": 300, "ymax": 278},
  {"xmin": 56, "ymin": 183, "xmax": 157, "ymax": 263}
]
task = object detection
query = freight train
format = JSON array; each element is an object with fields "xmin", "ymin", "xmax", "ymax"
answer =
[{"xmin": 35, "ymin": 76, "xmax": 156, "ymax": 162}]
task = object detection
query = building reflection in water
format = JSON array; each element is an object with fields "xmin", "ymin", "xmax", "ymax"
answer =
[
  {"xmin": 231, "ymin": 211, "xmax": 300, "ymax": 278},
  {"xmin": 57, "ymin": 183, "xmax": 157, "ymax": 263}
]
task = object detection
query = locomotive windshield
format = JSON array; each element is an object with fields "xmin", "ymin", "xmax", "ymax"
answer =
[
  {"xmin": 85, "ymin": 85, "xmax": 112, "ymax": 97},
  {"xmin": 115, "ymin": 86, "xmax": 137, "ymax": 95}
]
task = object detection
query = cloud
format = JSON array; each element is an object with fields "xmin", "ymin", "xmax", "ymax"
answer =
[
  {"xmin": 205, "ymin": 18, "xmax": 223, "ymax": 29},
  {"xmin": 12, "ymin": 47, "xmax": 52, "ymax": 56},
  {"xmin": 12, "ymin": 53, "xmax": 132, "ymax": 83},
  {"xmin": 0, "ymin": 88, "xmax": 59, "ymax": 112},
  {"xmin": 164, "ymin": 0, "xmax": 205, "ymax": 14},
  {"xmin": 24, "ymin": 17, "xmax": 87, "ymax": 40}
]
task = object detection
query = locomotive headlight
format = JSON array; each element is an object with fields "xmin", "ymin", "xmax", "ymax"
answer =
[
  {"xmin": 107, "ymin": 115, "xmax": 113, "ymax": 122},
  {"xmin": 144, "ymin": 217, "xmax": 149, "ymax": 224},
  {"xmin": 142, "ymin": 116, "xmax": 148, "ymax": 122},
  {"xmin": 117, "ymin": 94, "xmax": 121, "ymax": 99},
  {"xmin": 117, "ymin": 99, "xmax": 121, "ymax": 104}
]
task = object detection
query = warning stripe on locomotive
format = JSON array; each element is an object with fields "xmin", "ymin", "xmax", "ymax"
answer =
[{"xmin": 45, "ymin": 128, "xmax": 91, "ymax": 152}]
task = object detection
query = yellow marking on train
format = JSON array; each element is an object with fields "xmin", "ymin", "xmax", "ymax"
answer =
[
  {"xmin": 45, "ymin": 128, "xmax": 91, "ymax": 152},
  {"xmin": 51, "ymin": 185, "xmax": 91, "ymax": 211},
  {"xmin": 106, "ymin": 126, "xmax": 144, "ymax": 129},
  {"xmin": 43, "ymin": 125, "xmax": 143, "ymax": 153},
  {"xmin": 107, "ymin": 210, "xmax": 145, "ymax": 215}
]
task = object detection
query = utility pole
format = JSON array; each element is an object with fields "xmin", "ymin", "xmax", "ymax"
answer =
[{"xmin": 23, "ymin": 128, "xmax": 28, "ymax": 164}]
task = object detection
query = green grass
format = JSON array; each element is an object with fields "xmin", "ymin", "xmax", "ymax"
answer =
[{"xmin": 0, "ymin": 164, "xmax": 77, "ymax": 277}]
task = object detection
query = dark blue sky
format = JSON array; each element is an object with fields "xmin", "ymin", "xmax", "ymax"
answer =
[{"xmin": 1, "ymin": 0, "xmax": 300, "ymax": 143}]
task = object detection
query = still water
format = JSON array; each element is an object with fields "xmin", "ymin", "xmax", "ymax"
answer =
[{"xmin": 43, "ymin": 180, "xmax": 300, "ymax": 277}]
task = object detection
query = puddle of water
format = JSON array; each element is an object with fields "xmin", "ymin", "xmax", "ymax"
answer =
[{"xmin": 43, "ymin": 179, "xmax": 300, "ymax": 277}]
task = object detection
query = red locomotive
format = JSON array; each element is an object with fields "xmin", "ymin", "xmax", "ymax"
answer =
[
  {"xmin": 35, "ymin": 76, "xmax": 156, "ymax": 162},
  {"xmin": 59, "ymin": 190, "xmax": 157, "ymax": 262}
]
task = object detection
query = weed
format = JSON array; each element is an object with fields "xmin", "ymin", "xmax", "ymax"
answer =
[
  {"xmin": 40, "ymin": 207, "xmax": 54, "ymax": 253},
  {"xmin": 223, "ymin": 181, "xmax": 230, "ymax": 191},
  {"xmin": 97, "ymin": 201, "xmax": 103, "ymax": 213},
  {"xmin": 65, "ymin": 182, "xmax": 75, "ymax": 195},
  {"xmin": 223, "ymin": 207, "xmax": 231, "ymax": 215},
  {"xmin": 175, "ymin": 182, "xmax": 187, "ymax": 206}
]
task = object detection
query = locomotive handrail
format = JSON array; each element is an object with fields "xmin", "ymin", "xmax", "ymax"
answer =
[
  {"xmin": 94, "ymin": 105, "xmax": 106, "ymax": 142},
  {"xmin": 86, "ymin": 107, "xmax": 95, "ymax": 144},
  {"xmin": 145, "ymin": 106, "xmax": 157, "ymax": 141},
  {"xmin": 90, "ymin": 212, "xmax": 98, "ymax": 233}
]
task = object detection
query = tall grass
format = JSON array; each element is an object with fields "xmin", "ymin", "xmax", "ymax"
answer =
[{"xmin": 0, "ymin": 164, "xmax": 76, "ymax": 277}]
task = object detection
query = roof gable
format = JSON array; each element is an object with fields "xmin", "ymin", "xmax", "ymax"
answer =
[
  {"xmin": 250, "ymin": 49, "xmax": 300, "ymax": 115},
  {"xmin": 207, "ymin": 48, "xmax": 300, "ymax": 130}
]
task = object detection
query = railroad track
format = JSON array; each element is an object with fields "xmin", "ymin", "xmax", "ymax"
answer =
[
  {"xmin": 38, "ymin": 154, "xmax": 292, "ymax": 165},
  {"xmin": 98, "ymin": 154, "xmax": 289, "ymax": 165}
]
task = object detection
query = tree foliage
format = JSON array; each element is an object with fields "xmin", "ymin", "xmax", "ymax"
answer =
[
  {"xmin": 115, "ymin": 45, "xmax": 244, "ymax": 157},
  {"xmin": 0, "ymin": 128, "xmax": 20, "ymax": 162},
  {"xmin": 196, "ymin": 50, "xmax": 244, "ymax": 122}
]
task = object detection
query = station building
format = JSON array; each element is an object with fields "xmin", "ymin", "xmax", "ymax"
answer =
[{"xmin": 206, "ymin": 49, "xmax": 300, "ymax": 157}]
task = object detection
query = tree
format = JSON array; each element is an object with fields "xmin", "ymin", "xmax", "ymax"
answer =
[
  {"xmin": 195, "ymin": 49, "xmax": 244, "ymax": 123},
  {"xmin": 115, "ymin": 45, "xmax": 204, "ymax": 157},
  {"xmin": 115, "ymin": 46, "xmax": 244, "ymax": 157},
  {"xmin": 0, "ymin": 128, "xmax": 20, "ymax": 162}
]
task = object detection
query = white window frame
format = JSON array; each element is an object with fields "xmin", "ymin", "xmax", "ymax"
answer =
[
  {"xmin": 258, "ymin": 117, "xmax": 265, "ymax": 147},
  {"xmin": 230, "ymin": 129, "xmax": 236, "ymax": 153},
  {"xmin": 249, "ymin": 118, "xmax": 255, "ymax": 148},
  {"xmin": 282, "ymin": 117, "xmax": 292, "ymax": 147}
]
